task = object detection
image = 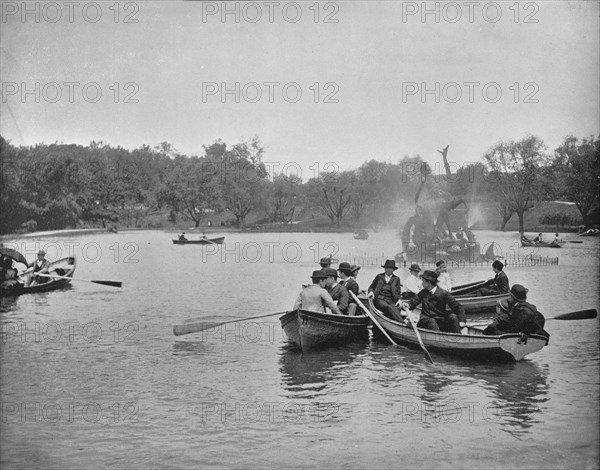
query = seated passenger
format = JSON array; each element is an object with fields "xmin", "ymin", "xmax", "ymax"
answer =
[
  {"xmin": 338, "ymin": 262, "xmax": 359, "ymax": 316},
  {"xmin": 476, "ymin": 260, "xmax": 510, "ymax": 296},
  {"xmin": 324, "ymin": 268, "xmax": 350, "ymax": 315},
  {"xmin": 293, "ymin": 270, "xmax": 342, "ymax": 315},
  {"xmin": 27, "ymin": 250, "xmax": 50, "ymax": 286},
  {"xmin": 403, "ymin": 270, "xmax": 466, "ymax": 333},
  {"xmin": 483, "ymin": 285, "xmax": 549, "ymax": 339},
  {"xmin": 401, "ymin": 263, "xmax": 422, "ymax": 301},
  {"xmin": 367, "ymin": 260, "xmax": 403, "ymax": 322}
]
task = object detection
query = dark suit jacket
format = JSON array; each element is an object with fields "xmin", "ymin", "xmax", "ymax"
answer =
[
  {"xmin": 494, "ymin": 271, "xmax": 510, "ymax": 293},
  {"xmin": 368, "ymin": 273, "xmax": 402, "ymax": 303},
  {"xmin": 341, "ymin": 277, "xmax": 360, "ymax": 297},
  {"xmin": 408, "ymin": 287, "xmax": 466, "ymax": 323},
  {"xmin": 328, "ymin": 283, "xmax": 350, "ymax": 313}
]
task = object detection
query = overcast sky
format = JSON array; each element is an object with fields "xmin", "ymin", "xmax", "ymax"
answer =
[{"xmin": 1, "ymin": 1, "xmax": 598, "ymax": 177}]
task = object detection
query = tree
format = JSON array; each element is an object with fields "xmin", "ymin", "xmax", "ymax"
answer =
[
  {"xmin": 204, "ymin": 137, "xmax": 268, "ymax": 228},
  {"xmin": 483, "ymin": 136, "xmax": 550, "ymax": 234},
  {"xmin": 159, "ymin": 156, "xmax": 221, "ymax": 227},
  {"xmin": 551, "ymin": 135, "xmax": 600, "ymax": 226},
  {"xmin": 305, "ymin": 171, "xmax": 354, "ymax": 225}
]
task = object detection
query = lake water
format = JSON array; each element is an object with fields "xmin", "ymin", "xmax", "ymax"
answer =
[{"xmin": 1, "ymin": 230, "xmax": 598, "ymax": 469}]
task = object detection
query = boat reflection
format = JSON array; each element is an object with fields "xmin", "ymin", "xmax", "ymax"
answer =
[
  {"xmin": 278, "ymin": 342, "xmax": 368, "ymax": 398},
  {"xmin": 415, "ymin": 358, "xmax": 549, "ymax": 435}
]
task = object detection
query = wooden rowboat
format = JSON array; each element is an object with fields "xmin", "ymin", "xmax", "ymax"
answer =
[
  {"xmin": 521, "ymin": 237, "xmax": 565, "ymax": 248},
  {"xmin": 172, "ymin": 236, "xmax": 225, "ymax": 245},
  {"xmin": 1, "ymin": 257, "xmax": 76, "ymax": 297},
  {"xmin": 454, "ymin": 291, "xmax": 511, "ymax": 315},
  {"xmin": 280, "ymin": 309, "xmax": 369, "ymax": 352},
  {"xmin": 367, "ymin": 298, "xmax": 548, "ymax": 362}
]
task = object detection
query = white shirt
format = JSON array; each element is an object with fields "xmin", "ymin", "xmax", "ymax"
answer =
[
  {"xmin": 437, "ymin": 272, "xmax": 452, "ymax": 291},
  {"xmin": 402, "ymin": 274, "xmax": 423, "ymax": 294}
]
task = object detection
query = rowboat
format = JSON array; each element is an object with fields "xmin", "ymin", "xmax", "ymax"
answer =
[
  {"xmin": 521, "ymin": 237, "xmax": 565, "ymax": 248},
  {"xmin": 280, "ymin": 309, "xmax": 369, "ymax": 351},
  {"xmin": 367, "ymin": 298, "xmax": 548, "ymax": 362},
  {"xmin": 454, "ymin": 291, "xmax": 511, "ymax": 315},
  {"xmin": 353, "ymin": 229, "xmax": 368, "ymax": 240},
  {"xmin": 1, "ymin": 256, "xmax": 76, "ymax": 297},
  {"xmin": 172, "ymin": 236, "xmax": 225, "ymax": 245}
]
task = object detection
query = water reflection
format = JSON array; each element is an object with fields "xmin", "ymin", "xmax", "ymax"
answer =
[
  {"xmin": 472, "ymin": 361, "xmax": 549, "ymax": 436},
  {"xmin": 414, "ymin": 359, "xmax": 549, "ymax": 436},
  {"xmin": 278, "ymin": 342, "xmax": 368, "ymax": 397}
]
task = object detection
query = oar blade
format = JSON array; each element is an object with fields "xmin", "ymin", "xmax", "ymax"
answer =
[
  {"xmin": 173, "ymin": 321, "xmax": 220, "ymax": 336},
  {"xmin": 91, "ymin": 280, "xmax": 122, "ymax": 288},
  {"xmin": 553, "ymin": 309, "xmax": 597, "ymax": 320}
]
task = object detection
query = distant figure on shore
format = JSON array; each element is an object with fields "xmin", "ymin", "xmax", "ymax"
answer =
[{"xmin": 178, "ymin": 232, "xmax": 187, "ymax": 241}]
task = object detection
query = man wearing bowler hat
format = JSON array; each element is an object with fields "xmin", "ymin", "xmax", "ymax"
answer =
[
  {"xmin": 319, "ymin": 256, "xmax": 332, "ymax": 271},
  {"xmin": 293, "ymin": 270, "xmax": 342, "ymax": 315},
  {"xmin": 324, "ymin": 268, "xmax": 349, "ymax": 315},
  {"xmin": 403, "ymin": 270, "xmax": 466, "ymax": 333},
  {"xmin": 367, "ymin": 259, "xmax": 403, "ymax": 322},
  {"xmin": 401, "ymin": 263, "xmax": 423, "ymax": 301},
  {"xmin": 338, "ymin": 262, "xmax": 359, "ymax": 315},
  {"xmin": 483, "ymin": 284, "xmax": 548, "ymax": 338}
]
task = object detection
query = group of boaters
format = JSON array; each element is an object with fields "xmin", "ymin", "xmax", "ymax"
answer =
[
  {"xmin": 293, "ymin": 256, "xmax": 547, "ymax": 338},
  {"xmin": 0, "ymin": 250, "xmax": 50, "ymax": 290}
]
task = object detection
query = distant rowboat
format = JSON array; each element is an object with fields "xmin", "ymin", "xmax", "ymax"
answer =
[{"xmin": 172, "ymin": 237, "xmax": 225, "ymax": 245}]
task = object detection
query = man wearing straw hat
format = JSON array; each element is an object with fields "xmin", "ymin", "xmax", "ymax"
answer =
[
  {"xmin": 367, "ymin": 259, "xmax": 403, "ymax": 322},
  {"xmin": 401, "ymin": 263, "xmax": 423, "ymax": 302},
  {"xmin": 293, "ymin": 270, "xmax": 342, "ymax": 315},
  {"xmin": 26, "ymin": 250, "xmax": 50, "ymax": 286}
]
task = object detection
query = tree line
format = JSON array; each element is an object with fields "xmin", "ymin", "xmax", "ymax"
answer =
[{"xmin": 0, "ymin": 134, "xmax": 598, "ymax": 234}]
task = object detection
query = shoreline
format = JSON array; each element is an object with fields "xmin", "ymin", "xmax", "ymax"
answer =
[{"xmin": 0, "ymin": 224, "xmax": 587, "ymax": 240}]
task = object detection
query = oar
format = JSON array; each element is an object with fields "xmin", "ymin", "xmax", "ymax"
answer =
[
  {"xmin": 566, "ymin": 240, "xmax": 583, "ymax": 244},
  {"xmin": 468, "ymin": 308, "xmax": 597, "ymax": 328},
  {"xmin": 173, "ymin": 310, "xmax": 288, "ymax": 336},
  {"xmin": 36, "ymin": 273, "xmax": 122, "ymax": 288},
  {"xmin": 349, "ymin": 291, "xmax": 398, "ymax": 346},
  {"xmin": 402, "ymin": 305, "xmax": 434, "ymax": 365}
]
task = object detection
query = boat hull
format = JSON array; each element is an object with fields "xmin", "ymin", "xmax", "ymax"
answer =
[
  {"xmin": 455, "ymin": 292, "xmax": 511, "ymax": 315},
  {"xmin": 172, "ymin": 237, "xmax": 225, "ymax": 245},
  {"xmin": 521, "ymin": 238, "xmax": 565, "ymax": 248},
  {"xmin": 368, "ymin": 299, "xmax": 548, "ymax": 362},
  {"xmin": 1, "ymin": 257, "xmax": 76, "ymax": 297},
  {"xmin": 280, "ymin": 309, "xmax": 369, "ymax": 351}
]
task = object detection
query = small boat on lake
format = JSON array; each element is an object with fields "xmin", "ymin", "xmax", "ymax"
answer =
[
  {"xmin": 353, "ymin": 229, "xmax": 369, "ymax": 240},
  {"xmin": 521, "ymin": 236, "xmax": 565, "ymax": 248},
  {"xmin": 280, "ymin": 309, "xmax": 369, "ymax": 352},
  {"xmin": 1, "ymin": 257, "xmax": 76, "ymax": 297},
  {"xmin": 172, "ymin": 236, "xmax": 225, "ymax": 245},
  {"xmin": 367, "ymin": 298, "xmax": 548, "ymax": 362}
]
